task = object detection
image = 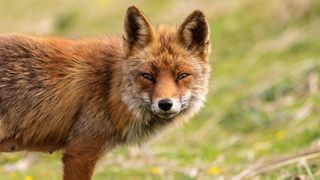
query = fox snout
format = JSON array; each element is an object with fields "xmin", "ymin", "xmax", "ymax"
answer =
[
  {"xmin": 151, "ymin": 98, "xmax": 182, "ymax": 119},
  {"xmin": 158, "ymin": 98, "xmax": 173, "ymax": 111}
]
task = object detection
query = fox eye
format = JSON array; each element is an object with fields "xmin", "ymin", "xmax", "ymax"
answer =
[
  {"xmin": 141, "ymin": 73, "xmax": 155, "ymax": 82},
  {"xmin": 177, "ymin": 73, "xmax": 190, "ymax": 80}
]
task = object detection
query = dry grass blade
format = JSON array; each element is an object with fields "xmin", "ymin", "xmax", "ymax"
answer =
[
  {"xmin": 233, "ymin": 147, "xmax": 320, "ymax": 179},
  {"xmin": 299, "ymin": 159, "xmax": 315, "ymax": 180}
]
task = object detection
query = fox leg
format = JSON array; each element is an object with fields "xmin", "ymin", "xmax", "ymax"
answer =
[
  {"xmin": 62, "ymin": 138, "xmax": 107, "ymax": 180},
  {"xmin": 62, "ymin": 153, "xmax": 99, "ymax": 180}
]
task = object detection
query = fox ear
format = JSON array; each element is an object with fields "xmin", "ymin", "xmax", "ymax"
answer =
[
  {"xmin": 123, "ymin": 6, "xmax": 155, "ymax": 55},
  {"xmin": 177, "ymin": 10, "xmax": 210, "ymax": 57}
]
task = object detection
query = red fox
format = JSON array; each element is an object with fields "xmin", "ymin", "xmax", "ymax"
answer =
[{"xmin": 0, "ymin": 6, "xmax": 210, "ymax": 180}]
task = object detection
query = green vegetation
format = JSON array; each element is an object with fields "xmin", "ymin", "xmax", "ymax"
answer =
[{"xmin": 0, "ymin": 0, "xmax": 319, "ymax": 179}]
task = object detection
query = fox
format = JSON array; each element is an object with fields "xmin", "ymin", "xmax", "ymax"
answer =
[{"xmin": 0, "ymin": 6, "xmax": 210, "ymax": 180}]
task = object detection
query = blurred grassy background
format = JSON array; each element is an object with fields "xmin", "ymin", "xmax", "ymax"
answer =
[{"xmin": 0, "ymin": 0, "xmax": 319, "ymax": 179}]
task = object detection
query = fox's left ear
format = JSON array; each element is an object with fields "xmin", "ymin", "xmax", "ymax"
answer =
[
  {"xmin": 123, "ymin": 6, "xmax": 155, "ymax": 55},
  {"xmin": 177, "ymin": 10, "xmax": 210, "ymax": 59}
]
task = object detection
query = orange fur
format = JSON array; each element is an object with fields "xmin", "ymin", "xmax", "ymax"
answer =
[{"xmin": 0, "ymin": 6, "xmax": 211, "ymax": 180}]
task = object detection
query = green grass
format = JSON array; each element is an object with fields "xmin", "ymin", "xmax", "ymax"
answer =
[{"xmin": 0, "ymin": 0, "xmax": 320, "ymax": 179}]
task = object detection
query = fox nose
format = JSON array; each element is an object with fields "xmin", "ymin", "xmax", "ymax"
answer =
[{"xmin": 158, "ymin": 98, "xmax": 173, "ymax": 111}]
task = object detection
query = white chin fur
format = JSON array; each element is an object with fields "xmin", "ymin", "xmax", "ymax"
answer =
[{"xmin": 155, "ymin": 113, "xmax": 177, "ymax": 119}]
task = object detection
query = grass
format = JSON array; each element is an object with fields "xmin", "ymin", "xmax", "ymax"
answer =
[{"xmin": 0, "ymin": 0, "xmax": 319, "ymax": 179}]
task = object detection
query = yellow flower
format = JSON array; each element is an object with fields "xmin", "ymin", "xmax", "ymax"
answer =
[
  {"xmin": 151, "ymin": 167, "xmax": 161, "ymax": 175},
  {"xmin": 276, "ymin": 130, "xmax": 286, "ymax": 140},
  {"xmin": 25, "ymin": 175, "xmax": 33, "ymax": 180},
  {"xmin": 207, "ymin": 166, "xmax": 221, "ymax": 175}
]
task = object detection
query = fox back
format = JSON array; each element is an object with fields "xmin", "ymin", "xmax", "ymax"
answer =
[{"xmin": 0, "ymin": 6, "xmax": 210, "ymax": 180}]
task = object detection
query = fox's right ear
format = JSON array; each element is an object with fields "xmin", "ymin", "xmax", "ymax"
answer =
[{"xmin": 123, "ymin": 6, "xmax": 155, "ymax": 55}]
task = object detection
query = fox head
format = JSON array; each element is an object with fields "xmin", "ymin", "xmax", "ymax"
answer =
[{"xmin": 121, "ymin": 6, "xmax": 210, "ymax": 121}]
